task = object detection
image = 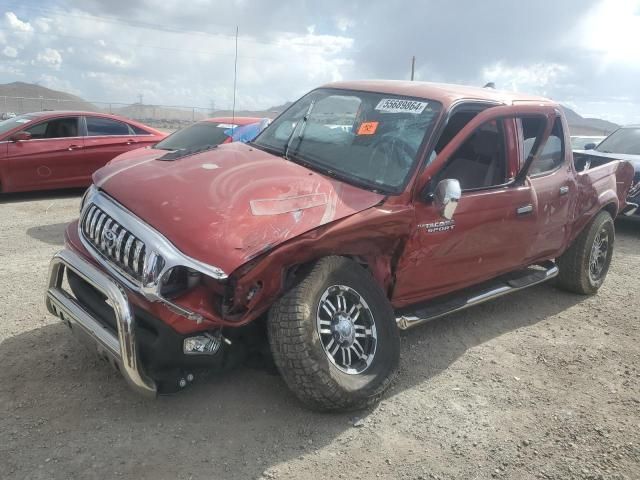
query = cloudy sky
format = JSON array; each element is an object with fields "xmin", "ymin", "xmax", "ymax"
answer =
[{"xmin": 1, "ymin": 0, "xmax": 639, "ymax": 123}]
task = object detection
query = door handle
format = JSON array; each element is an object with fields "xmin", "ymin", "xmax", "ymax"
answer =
[
  {"xmin": 516, "ymin": 204, "xmax": 533, "ymax": 215},
  {"xmin": 125, "ymin": 139, "xmax": 137, "ymax": 145},
  {"xmin": 559, "ymin": 185, "xmax": 569, "ymax": 195},
  {"xmin": 67, "ymin": 144, "xmax": 82, "ymax": 151}
]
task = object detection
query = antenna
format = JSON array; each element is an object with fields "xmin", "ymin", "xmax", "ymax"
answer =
[
  {"xmin": 231, "ymin": 25, "xmax": 238, "ymax": 134},
  {"xmin": 410, "ymin": 56, "xmax": 415, "ymax": 81}
]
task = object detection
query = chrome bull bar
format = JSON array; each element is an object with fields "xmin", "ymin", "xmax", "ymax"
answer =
[{"xmin": 45, "ymin": 249, "xmax": 157, "ymax": 397}]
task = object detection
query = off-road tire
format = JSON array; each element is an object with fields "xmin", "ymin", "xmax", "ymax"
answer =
[
  {"xmin": 556, "ymin": 210, "xmax": 615, "ymax": 295},
  {"xmin": 268, "ymin": 256, "xmax": 400, "ymax": 411}
]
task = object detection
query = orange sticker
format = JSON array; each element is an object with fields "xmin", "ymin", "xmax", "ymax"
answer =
[{"xmin": 357, "ymin": 121, "xmax": 379, "ymax": 135}]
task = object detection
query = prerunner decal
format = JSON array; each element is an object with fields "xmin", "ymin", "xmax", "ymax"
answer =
[
  {"xmin": 357, "ymin": 121, "xmax": 379, "ymax": 135},
  {"xmin": 375, "ymin": 98, "xmax": 428, "ymax": 114},
  {"xmin": 217, "ymin": 123, "xmax": 238, "ymax": 129}
]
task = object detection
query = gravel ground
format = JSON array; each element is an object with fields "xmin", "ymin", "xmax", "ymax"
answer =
[{"xmin": 1, "ymin": 190, "xmax": 639, "ymax": 480}]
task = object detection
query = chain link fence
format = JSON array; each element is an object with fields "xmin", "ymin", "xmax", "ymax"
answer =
[{"xmin": 1, "ymin": 96, "xmax": 212, "ymax": 130}]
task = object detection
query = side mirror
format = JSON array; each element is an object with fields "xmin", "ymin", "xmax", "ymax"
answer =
[
  {"xmin": 583, "ymin": 143, "xmax": 596, "ymax": 150},
  {"xmin": 11, "ymin": 131, "xmax": 32, "ymax": 142},
  {"xmin": 433, "ymin": 178, "xmax": 461, "ymax": 220}
]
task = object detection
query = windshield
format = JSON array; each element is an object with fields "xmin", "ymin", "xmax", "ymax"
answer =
[
  {"xmin": 0, "ymin": 114, "xmax": 37, "ymax": 138},
  {"xmin": 253, "ymin": 88, "xmax": 442, "ymax": 192},
  {"xmin": 155, "ymin": 122, "xmax": 232, "ymax": 150},
  {"xmin": 156, "ymin": 120, "xmax": 269, "ymax": 151},
  {"xmin": 595, "ymin": 127, "xmax": 640, "ymax": 155}
]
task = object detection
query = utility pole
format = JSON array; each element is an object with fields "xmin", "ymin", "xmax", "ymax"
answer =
[
  {"xmin": 231, "ymin": 25, "xmax": 238, "ymax": 131},
  {"xmin": 138, "ymin": 93, "xmax": 143, "ymax": 105},
  {"xmin": 410, "ymin": 56, "xmax": 415, "ymax": 81}
]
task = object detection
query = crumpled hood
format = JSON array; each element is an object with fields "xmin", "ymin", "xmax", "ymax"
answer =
[{"xmin": 93, "ymin": 142, "xmax": 385, "ymax": 274}]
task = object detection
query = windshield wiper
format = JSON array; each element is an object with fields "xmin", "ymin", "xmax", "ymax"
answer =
[{"xmin": 283, "ymin": 99, "xmax": 315, "ymax": 160}]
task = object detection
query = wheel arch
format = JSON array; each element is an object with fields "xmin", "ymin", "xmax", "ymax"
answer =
[
  {"xmin": 601, "ymin": 201, "xmax": 618, "ymax": 219},
  {"xmin": 283, "ymin": 253, "xmax": 394, "ymax": 297}
]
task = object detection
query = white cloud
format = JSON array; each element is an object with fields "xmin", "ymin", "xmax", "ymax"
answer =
[
  {"xmin": 34, "ymin": 48, "xmax": 63, "ymax": 70},
  {"xmin": 0, "ymin": 1, "xmax": 637, "ymax": 124},
  {"xmin": 577, "ymin": 0, "xmax": 640, "ymax": 67},
  {"xmin": 0, "ymin": 64, "xmax": 23, "ymax": 76},
  {"xmin": 38, "ymin": 74, "xmax": 82, "ymax": 96},
  {"xmin": 5, "ymin": 12, "xmax": 33, "ymax": 33},
  {"xmin": 34, "ymin": 17, "xmax": 52, "ymax": 33},
  {"xmin": 482, "ymin": 62, "xmax": 570, "ymax": 96},
  {"xmin": 3, "ymin": 46, "xmax": 18, "ymax": 58},
  {"xmin": 101, "ymin": 53, "xmax": 132, "ymax": 68},
  {"xmin": 335, "ymin": 17, "xmax": 355, "ymax": 32}
]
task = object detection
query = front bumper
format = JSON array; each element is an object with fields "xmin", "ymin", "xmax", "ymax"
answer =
[{"xmin": 46, "ymin": 248, "xmax": 157, "ymax": 396}]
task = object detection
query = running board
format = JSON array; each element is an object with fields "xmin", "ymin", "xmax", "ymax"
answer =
[{"xmin": 395, "ymin": 261, "xmax": 559, "ymax": 330}]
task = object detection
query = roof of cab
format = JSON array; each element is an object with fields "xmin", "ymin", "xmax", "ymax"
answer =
[{"xmin": 321, "ymin": 80, "xmax": 556, "ymax": 109}]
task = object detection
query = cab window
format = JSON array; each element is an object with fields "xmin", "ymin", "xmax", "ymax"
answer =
[
  {"xmin": 25, "ymin": 117, "xmax": 80, "ymax": 139},
  {"xmin": 436, "ymin": 119, "xmax": 508, "ymax": 191},
  {"xmin": 529, "ymin": 118, "xmax": 564, "ymax": 175}
]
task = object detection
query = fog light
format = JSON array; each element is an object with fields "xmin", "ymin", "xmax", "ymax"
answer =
[{"xmin": 183, "ymin": 333, "xmax": 221, "ymax": 355}]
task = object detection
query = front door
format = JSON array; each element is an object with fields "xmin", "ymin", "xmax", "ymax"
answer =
[
  {"xmin": 5, "ymin": 116, "xmax": 85, "ymax": 191},
  {"xmin": 392, "ymin": 104, "xmax": 557, "ymax": 307}
]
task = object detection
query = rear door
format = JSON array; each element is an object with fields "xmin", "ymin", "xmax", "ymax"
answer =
[
  {"xmin": 82, "ymin": 116, "xmax": 141, "ymax": 174},
  {"xmin": 5, "ymin": 116, "xmax": 85, "ymax": 191},
  {"xmin": 518, "ymin": 113, "xmax": 574, "ymax": 261},
  {"xmin": 393, "ymin": 104, "xmax": 557, "ymax": 306}
]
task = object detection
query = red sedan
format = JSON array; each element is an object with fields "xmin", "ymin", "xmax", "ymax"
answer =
[{"xmin": 0, "ymin": 111, "xmax": 165, "ymax": 193}]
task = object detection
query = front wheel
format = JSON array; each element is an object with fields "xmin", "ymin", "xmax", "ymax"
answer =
[
  {"xmin": 268, "ymin": 256, "xmax": 400, "ymax": 411},
  {"xmin": 556, "ymin": 210, "xmax": 615, "ymax": 295}
]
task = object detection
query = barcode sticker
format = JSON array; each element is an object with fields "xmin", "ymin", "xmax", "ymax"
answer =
[{"xmin": 375, "ymin": 98, "xmax": 428, "ymax": 114}]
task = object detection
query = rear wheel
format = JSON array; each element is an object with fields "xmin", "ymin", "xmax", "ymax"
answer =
[
  {"xmin": 268, "ymin": 256, "xmax": 400, "ymax": 411},
  {"xmin": 556, "ymin": 210, "xmax": 615, "ymax": 295}
]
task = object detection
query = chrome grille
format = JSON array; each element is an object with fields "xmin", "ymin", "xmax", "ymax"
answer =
[{"xmin": 81, "ymin": 204, "xmax": 146, "ymax": 281}]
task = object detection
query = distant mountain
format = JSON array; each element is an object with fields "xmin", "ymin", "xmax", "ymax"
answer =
[
  {"xmin": 0, "ymin": 81, "xmax": 97, "ymax": 112},
  {"xmin": 267, "ymin": 101, "xmax": 293, "ymax": 113},
  {"xmin": 0, "ymin": 81, "xmax": 621, "ymax": 136},
  {"xmin": 560, "ymin": 105, "xmax": 618, "ymax": 136}
]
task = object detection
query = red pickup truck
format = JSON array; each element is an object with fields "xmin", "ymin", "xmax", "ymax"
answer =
[{"xmin": 46, "ymin": 81, "xmax": 637, "ymax": 411}]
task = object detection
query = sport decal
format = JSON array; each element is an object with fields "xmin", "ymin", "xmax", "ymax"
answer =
[{"xmin": 418, "ymin": 219, "xmax": 455, "ymax": 233}]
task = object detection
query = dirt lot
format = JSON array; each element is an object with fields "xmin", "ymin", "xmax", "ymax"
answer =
[{"xmin": 1, "ymin": 190, "xmax": 639, "ymax": 480}]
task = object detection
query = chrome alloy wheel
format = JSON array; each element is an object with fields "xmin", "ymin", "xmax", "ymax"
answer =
[
  {"xmin": 316, "ymin": 285, "xmax": 377, "ymax": 375},
  {"xmin": 589, "ymin": 228, "xmax": 609, "ymax": 283}
]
